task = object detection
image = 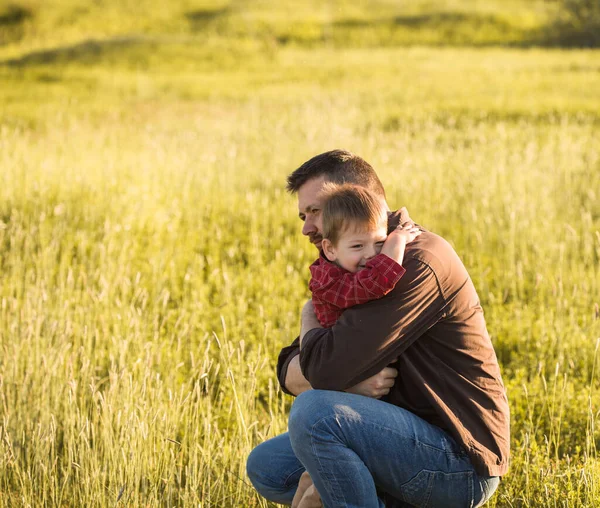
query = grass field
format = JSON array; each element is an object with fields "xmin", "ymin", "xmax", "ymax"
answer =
[{"xmin": 1, "ymin": 0, "xmax": 600, "ymax": 505}]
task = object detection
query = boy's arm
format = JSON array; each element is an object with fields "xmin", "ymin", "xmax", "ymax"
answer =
[
  {"xmin": 308, "ymin": 225, "xmax": 421, "ymax": 326},
  {"xmin": 300, "ymin": 255, "xmax": 447, "ymax": 391},
  {"xmin": 310, "ymin": 254, "xmax": 405, "ymax": 310}
]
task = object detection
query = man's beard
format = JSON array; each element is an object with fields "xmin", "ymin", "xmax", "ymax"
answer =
[{"xmin": 309, "ymin": 233, "xmax": 323, "ymax": 248}]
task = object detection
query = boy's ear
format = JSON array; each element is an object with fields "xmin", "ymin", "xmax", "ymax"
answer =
[{"xmin": 321, "ymin": 238, "xmax": 337, "ymax": 262}]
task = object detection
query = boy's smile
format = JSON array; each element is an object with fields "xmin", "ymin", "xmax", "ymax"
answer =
[{"xmin": 322, "ymin": 226, "xmax": 388, "ymax": 273}]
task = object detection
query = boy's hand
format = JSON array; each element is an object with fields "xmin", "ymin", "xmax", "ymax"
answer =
[
  {"xmin": 381, "ymin": 224, "xmax": 421, "ymax": 265},
  {"xmin": 292, "ymin": 472, "xmax": 323, "ymax": 508},
  {"xmin": 394, "ymin": 223, "xmax": 421, "ymax": 243}
]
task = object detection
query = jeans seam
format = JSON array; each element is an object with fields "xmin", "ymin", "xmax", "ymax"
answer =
[
  {"xmin": 303, "ymin": 410, "xmax": 474, "ymax": 507},
  {"xmin": 424, "ymin": 471, "xmax": 435, "ymax": 507},
  {"xmin": 316, "ymin": 412, "xmax": 465, "ymax": 459},
  {"xmin": 309, "ymin": 414, "xmax": 352, "ymax": 506},
  {"xmin": 469, "ymin": 471, "xmax": 474, "ymax": 508},
  {"xmin": 413, "ymin": 470, "xmax": 474, "ymax": 508}
]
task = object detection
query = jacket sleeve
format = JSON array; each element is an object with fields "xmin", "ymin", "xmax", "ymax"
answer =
[
  {"xmin": 276, "ymin": 337, "xmax": 300, "ymax": 396},
  {"xmin": 299, "ymin": 257, "xmax": 446, "ymax": 391}
]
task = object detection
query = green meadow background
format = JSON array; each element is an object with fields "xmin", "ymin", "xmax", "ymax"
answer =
[{"xmin": 1, "ymin": 0, "xmax": 599, "ymax": 505}]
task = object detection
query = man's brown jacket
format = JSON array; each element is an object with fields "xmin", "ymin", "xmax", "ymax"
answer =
[{"xmin": 277, "ymin": 208, "xmax": 510, "ymax": 477}]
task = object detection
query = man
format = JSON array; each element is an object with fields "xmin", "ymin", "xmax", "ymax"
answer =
[{"xmin": 247, "ymin": 150, "xmax": 510, "ymax": 507}]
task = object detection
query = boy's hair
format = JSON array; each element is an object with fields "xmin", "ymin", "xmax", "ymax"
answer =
[
  {"xmin": 286, "ymin": 149, "xmax": 386, "ymax": 200},
  {"xmin": 321, "ymin": 183, "xmax": 387, "ymax": 245}
]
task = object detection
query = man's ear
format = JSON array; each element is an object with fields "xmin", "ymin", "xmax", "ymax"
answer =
[{"xmin": 321, "ymin": 238, "xmax": 337, "ymax": 262}]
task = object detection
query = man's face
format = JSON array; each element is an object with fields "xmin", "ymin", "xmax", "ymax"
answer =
[{"xmin": 297, "ymin": 176, "xmax": 327, "ymax": 250}]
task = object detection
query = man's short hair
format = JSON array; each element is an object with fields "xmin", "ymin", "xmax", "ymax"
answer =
[
  {"xmin": 320, "ymin": 183, "xmax": 387, "ymax": 246},
  {"xmin": 286, "ymin": 149, "xmax": 386, "ymax": 199}
]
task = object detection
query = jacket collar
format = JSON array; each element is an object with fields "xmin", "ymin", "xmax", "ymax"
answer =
[{"xmin": 387, "ymin": 207, "xmax": 412, "ymax": 234}]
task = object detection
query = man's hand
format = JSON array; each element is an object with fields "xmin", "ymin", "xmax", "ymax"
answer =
[
  {"xmin": 345, "ymin": 360, "xmax": 399, "ymax": 398},
  {"xmin": 292, "ymin": 472, "xmax": 323, "ymax": 508}
]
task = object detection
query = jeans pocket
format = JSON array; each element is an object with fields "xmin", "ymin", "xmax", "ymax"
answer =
[
  {"xmin": 400, "ymin": 469, "xmax": 474, "ymax": 508},
  {"xmin": 475, "ymin": 476, "xmax": 500, "ymax": 507}
]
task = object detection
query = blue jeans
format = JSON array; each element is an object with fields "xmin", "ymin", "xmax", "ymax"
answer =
[{"xmin": 247, "ymin": 390, "xmax": 499, "ymax": 507}]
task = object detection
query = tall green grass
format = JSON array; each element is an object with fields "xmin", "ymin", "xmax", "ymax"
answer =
[
  {"xmin": 0, "ymin": 0, "xmax": 559, "ymax": 56},
  {"xmin": 1, "ymin": 0, "xmax": 600, "ymax": 505}
]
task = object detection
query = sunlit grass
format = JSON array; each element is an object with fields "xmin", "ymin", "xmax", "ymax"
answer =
[
  {"xmin": 1, "ymin": 91, "xmax": 599, "ymax": 504},
  {"xmin": 1, "ymin": 0, "xmax": 600, "ymax": 506},
  {"xmin": 0, "ymin": 0, "xmax": 556, "ymax": 55}
]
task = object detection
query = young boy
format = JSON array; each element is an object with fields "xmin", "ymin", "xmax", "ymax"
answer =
[
  {"xmin": 292, "ymin": 183, "xmax": 421, "ymax": 508},
  {"xmin": 309, "ymin": 183, "xmax": 421, "ymax": 328}
]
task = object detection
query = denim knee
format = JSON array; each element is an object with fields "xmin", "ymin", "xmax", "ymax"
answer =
[
  {"xmin": 246, "ymin": 442, "xmax": 269, "ymax": 493},
  {"xmin": 289, "ymin": 390, "xmax": 355, "ymax": 448},
  {"xmin": 247, "ymin": 440, "xmax": 292, "ymax": 499},
  {"xmin": 246, "ymin": 435, "xmax": 305, "ymax": 504},
  {"xmin": 289, "ymin": 390, "xmax": 330, "ymax": 431}
]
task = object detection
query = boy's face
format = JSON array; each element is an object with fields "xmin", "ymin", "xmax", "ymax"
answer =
[
  {"xmin": 296, "ymin": 176, "xmax": 390, "ymax": 251},
  {"xmin": 322, "ymin": 225, "xmax": 388, "ymax": 273}
]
